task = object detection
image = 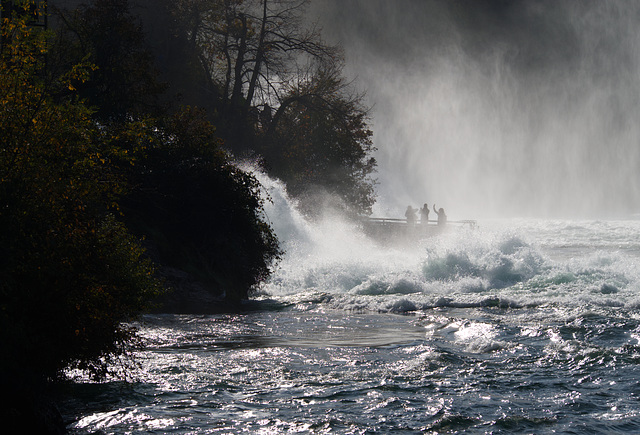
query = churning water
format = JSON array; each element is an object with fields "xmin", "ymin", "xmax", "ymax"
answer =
[{"xmin": 61, "ymin": 176, "xmax": 640, "ymax": 433}]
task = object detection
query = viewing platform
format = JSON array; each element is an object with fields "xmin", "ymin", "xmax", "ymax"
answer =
[{"xmin": 359, "ymin": 217, "xmax": 477, "ymax": 245}]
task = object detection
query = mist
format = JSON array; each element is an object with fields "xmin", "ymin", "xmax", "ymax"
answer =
[{"xmin": 309, "ymin": 0, "xmax": 640, "ymax": 219}]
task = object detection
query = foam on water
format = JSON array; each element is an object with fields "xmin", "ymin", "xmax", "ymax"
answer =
[{"xmin": 253, "ymin": 170, "xmax": 640, "ymax": 314}]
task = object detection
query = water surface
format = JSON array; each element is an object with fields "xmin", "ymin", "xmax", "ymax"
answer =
[{"xmin": 62, "ymin": 218, "xmax": 640, "ymax": 433}]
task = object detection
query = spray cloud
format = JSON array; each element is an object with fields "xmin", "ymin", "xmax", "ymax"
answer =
[{"xmin": 310, "ymin": 0, "xmax": 640, "ymax": 219}]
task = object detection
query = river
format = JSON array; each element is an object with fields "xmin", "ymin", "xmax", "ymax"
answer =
[{"xmin": 58, "ymin": 211, "xmax": 640, "ymax": 434}]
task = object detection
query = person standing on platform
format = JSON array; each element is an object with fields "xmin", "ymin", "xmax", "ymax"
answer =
[
  {"xmin": 405, "ymin": 205, "xmax": 417, "ymax": 225},
  {"xmin": 420, "ymin": 203, "xmax": 430, "ymax": 225},
  {"xmin": 433, "ymin": 204, "xmax": 447, "ymax": 226}
]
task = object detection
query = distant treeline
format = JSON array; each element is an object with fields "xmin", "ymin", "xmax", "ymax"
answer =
[{"xmin": 0, "ymin": 0, "xmax": 376, "ymax": 429}]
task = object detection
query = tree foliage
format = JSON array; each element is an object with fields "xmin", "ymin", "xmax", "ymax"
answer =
[
  {"xmin": 176, "ymin": 0, "xmax": 336, "ymax": 140},
  {"xmin": 123, "ymin": 106, "xmax": 282, "ymax": 301},
  {"xmin": 49, "ymin": 0, "xmax": 166, "ymax": 121},
  {"xmin": 264, "ymin": 62, "xmax": 377, "ymax": 216},
  {"xmin": 169, "ymin": 0, "xmax": 377, "ymax": 215},
  {"xmin": 47, "ymin": 0, "xmax": 282, "ymax": 305},
  {"xmin": 0, "ymin": 2, "xmax": 161, "ymax": 382}
]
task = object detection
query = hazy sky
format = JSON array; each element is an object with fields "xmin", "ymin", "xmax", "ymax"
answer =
[{"xmin": 310, "ymin": 0, "xmax": 640, "ymax": 219}]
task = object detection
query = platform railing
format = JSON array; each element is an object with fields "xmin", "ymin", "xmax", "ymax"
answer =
[{"xmin": 361, "ymin": 217, "xmax": 476, "ymax": 228}]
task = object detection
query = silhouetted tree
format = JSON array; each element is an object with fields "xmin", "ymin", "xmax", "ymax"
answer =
[
  {"xmin": 49, "ymin": 0, "xmax": 165, "ymax": 121},
  {"xmin": 123, "ymin": 106, "xmax": 282, "ymax": 303},
  {"xmin": 173, "ymin": 0, "xmax": 337, "ymax": 151},
  {"xmin": 46, "ymin": 0, "xmax": 282, "ymax": 305},
  {"xmin": 168, "ymin": 0, "xmax": 377, "ymax": 214},
  {"xmin": 264, "ymin": 61, "xmax": 377, "ymax": 215}
]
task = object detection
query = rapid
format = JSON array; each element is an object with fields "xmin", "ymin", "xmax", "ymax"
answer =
[{"xmin": 60, "ymin": 173, "xmax": 640, "ymax": 434}]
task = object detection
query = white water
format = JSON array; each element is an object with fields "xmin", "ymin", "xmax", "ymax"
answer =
[{"xmin": 255, "ymin": 170, "xmax": 640, "ymax": 314}]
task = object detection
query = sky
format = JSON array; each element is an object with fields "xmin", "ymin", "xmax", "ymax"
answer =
[{"xmin": 309, "ymin": 0, "xmax": 640, "ymax": 219}]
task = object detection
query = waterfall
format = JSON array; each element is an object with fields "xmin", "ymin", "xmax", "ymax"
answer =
[{"xmin": 311, "ymin": 0, "xmax": 640, "ymax": 219}]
